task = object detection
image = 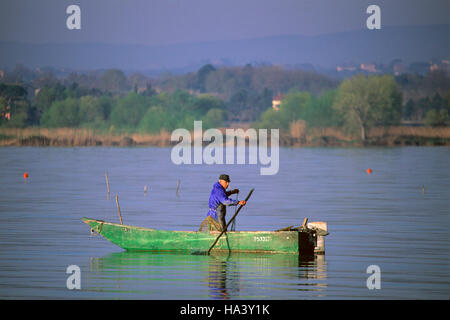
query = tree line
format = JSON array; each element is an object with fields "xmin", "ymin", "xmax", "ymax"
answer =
[
  {"xmin": 254, "ymin": 74, "xmax": 449, "ymax": 141},
  {"xmin": 0, "ymin": 85, "xmax": 228, "ymax": 133},
  {"xmin": 0, "ymin": 64, "xmax": 449, "ymax": 137}
]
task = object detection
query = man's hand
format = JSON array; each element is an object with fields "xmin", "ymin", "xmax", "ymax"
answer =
[{"xmin": 238, "ymin": 200, "xmax": 246, "ymax": 206}]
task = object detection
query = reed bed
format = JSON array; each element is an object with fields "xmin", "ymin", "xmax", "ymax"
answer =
[
  {"xmin": 368, "ymin": 126, "xmax": 450, "ymax": 138},
  {"xmin": 0, "ymin": 126, "xmax": 449, "ymax": 147},
  {"xmin": 0, "ymin": 127, "xmax": 173, "ymax": 146}
]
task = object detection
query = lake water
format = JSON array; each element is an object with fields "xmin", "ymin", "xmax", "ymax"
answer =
[{"xmin": 0, "ymin": 146, "xmax": 449, "ymax": 299}]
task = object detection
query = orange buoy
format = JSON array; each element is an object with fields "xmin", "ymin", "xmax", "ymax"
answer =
[
  {"xmin": 366, "ymin": 168, "xmax": 372, "ymax": 174},
  {"xmin": 23, "ymin": 172, "xmax": 29, "ymax": 178}
]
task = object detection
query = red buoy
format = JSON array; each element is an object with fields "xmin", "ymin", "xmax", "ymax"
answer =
[
  {"xmin": 24, "ymin": 172, "xmax": 29, "ymax": 178},
  {"xmin": 366, "ymin": 168, "xmax": 372, "ymax": 174}
]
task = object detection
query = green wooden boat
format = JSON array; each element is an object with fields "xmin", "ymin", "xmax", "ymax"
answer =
[{"xmin": 82, "ymin": 217, "xmax": 320, "ymax": 254}]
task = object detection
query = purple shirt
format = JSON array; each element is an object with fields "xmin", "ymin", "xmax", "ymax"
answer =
[{"xmin": 207, "ymin": 182, "xmax": 239, "ymax": 219}]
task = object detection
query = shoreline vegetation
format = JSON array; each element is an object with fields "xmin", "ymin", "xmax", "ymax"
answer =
[
  {"xmin": 2, "ymin": 126, "xmax": 449, "ymax": 147},
  {"xmin": 1, "ymin": 66, "xmax": 449, "ymax": 147}
]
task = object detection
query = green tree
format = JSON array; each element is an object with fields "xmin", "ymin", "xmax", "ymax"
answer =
[
  {"xmin": 79, "ymin": 96, "xmax": 112, "ymax": 126},
  {"xmin": 203, "ymin": 108, "xmax": 227, "ymax": 128},
  {"xmin": 278, "ymin": 90, "xmax": 312, "ymax": 126},
  {"xmin": 110, "ymin": 92, "xmax": 149, "ymax": 128},
  {"xmin": 333, "ymin": 74, "xmax": 402, "ymax": 141},
  {"xmin": 254, "ymin": 108, "xmax": 284, "ymax": 130},
  {"xmin": 424, "ymin": 109, "xmax": 448, "ymax": 127},
  {"xmin": 191, "ymin": 94, "xmax": 225, "ymax": 115},
  {"xmin": 34, "ymin": 84, "xmax": 67, "ymax": 115},
  {"xmin": 252, "ymin": 90, "xmax": 312, "ymax": 131},
  {"xmin": 139, "ymin": 106, "xmax": 169, "ymax": 133},
  {"xmin": 139, "ymin": 104, "xmax": 190, "ymax": 133},
  {"xmin": 302, "ymin": 90, "xmax": 340, "ymax": 127},
  {"xmin": 40, "ymin": 98, "xmax": 81, "ymax": 127}
]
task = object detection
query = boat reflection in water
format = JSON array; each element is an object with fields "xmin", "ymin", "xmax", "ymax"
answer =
[
  {"xmin": 206, "ymin": 252, "xmax": 328, "ymax": 299},
  {"xmin": 88, "ymin": 251, "xmax": 327, "ymax": 299}
]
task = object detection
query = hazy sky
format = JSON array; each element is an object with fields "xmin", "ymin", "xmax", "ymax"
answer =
[{"xmin": 0, "ymin": 0, "xmax": 449, "ymax": 45}]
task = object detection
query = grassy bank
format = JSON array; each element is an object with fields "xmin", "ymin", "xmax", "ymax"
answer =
[
  {"xmin": 1, "ymin": 126, "xmax": 450, "ymax": 147},
  {"xmin": 285, "ymin": 122, "xmax": 450, "ymax": 147},
  {"xmin": 0, "ymin": 127, "xmax": 172, "ymax": 147}
]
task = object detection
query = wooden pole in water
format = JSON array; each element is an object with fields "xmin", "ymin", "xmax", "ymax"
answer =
[
  {"xmin": 115, "ymin": 195, "xmax": 123, "ymax": 225},
  {"xmin": 105, "ymin": 172, "xmax": 110, "ymax": 194},
  {"xmin": 176, "ymin": 179, "xmax": 180, "ymax": 197}
]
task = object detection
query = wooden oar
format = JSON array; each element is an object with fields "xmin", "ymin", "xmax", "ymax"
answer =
[{"xmin": 206, "ymin": 188, "xmax": 254, "ymax": 255}]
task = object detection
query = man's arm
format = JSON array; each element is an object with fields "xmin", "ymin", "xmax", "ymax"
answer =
[
  {"xmin": 225, "ymin": 189, "xmax": 239, "ymax": 197},
  {"xmin": 219, "ymin": 189, "xmax": 246, "ymax": 206},
  {"xmin": 218, "ymin": 189, "xmax": 239, "ymax": 206}
]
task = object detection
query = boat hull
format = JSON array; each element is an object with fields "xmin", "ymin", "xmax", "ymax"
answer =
[{"xmin": 82, "ymin": 217, "xmax": 317, "ymax": 254}]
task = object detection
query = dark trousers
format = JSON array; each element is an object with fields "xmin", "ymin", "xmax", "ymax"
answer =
[{"xmin": 216, "ymin": 204, "xmax": 226, "ymax": 231}]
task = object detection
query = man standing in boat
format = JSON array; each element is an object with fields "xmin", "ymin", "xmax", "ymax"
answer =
[{"xmin": 207, "ymin": 174, "xmax": 246, "ymax": 231}]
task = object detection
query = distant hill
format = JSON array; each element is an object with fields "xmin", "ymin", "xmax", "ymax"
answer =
[{"xmin": 0, "ymin": 24, "xmax": 448, "ymax": 73}]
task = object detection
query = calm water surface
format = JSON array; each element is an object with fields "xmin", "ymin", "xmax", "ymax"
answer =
[{"xmin": 0, "ymin": 147, "xmax": 448, "ymax": 299}]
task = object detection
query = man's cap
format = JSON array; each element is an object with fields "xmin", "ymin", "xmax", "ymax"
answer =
[{"xmin": 219, "ymin": 174, "xmax": 230, "ymax": 182}]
